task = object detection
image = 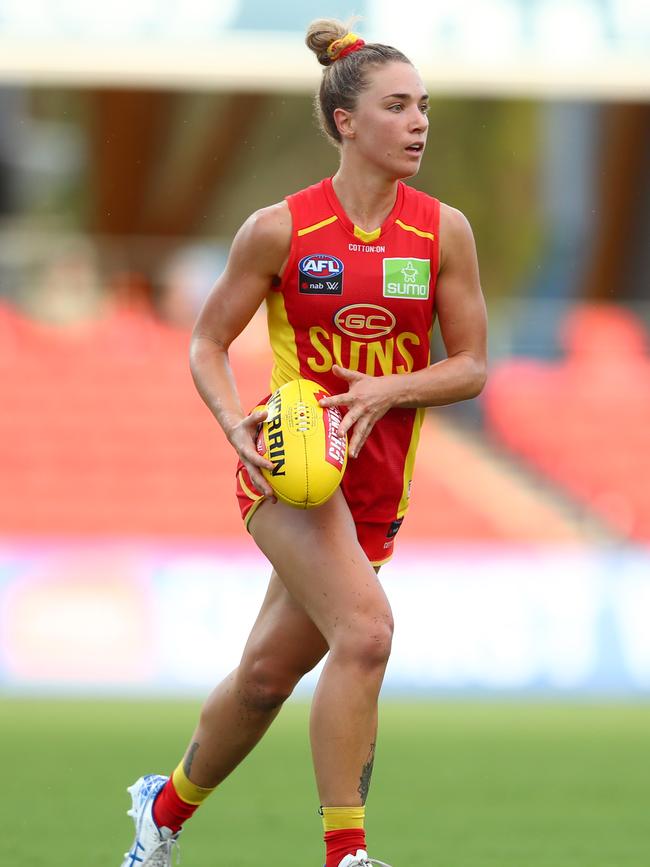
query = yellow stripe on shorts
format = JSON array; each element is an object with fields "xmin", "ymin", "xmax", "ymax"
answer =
[
  {"xmin": 398, "ymin": 407, "xmax": 425, "ymax": 517},
  {"xmin": 238, "ymin": 469, "xmax": 262, "ymax": 503}
]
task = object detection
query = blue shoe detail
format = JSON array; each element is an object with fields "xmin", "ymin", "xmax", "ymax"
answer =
[{"xmin": 120, "ymin": 775, "xmax": 179, "ymax": 867}]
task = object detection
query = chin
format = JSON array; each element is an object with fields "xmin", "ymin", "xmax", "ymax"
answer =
[
  {"xmin": 402, "ymin": 165, "xmax": 421, "ymax": 180},
  {"xmin": 392, "ymin": 154, "xmax": 424, "ymax": 181},
  {"xmin": 371, "ymin": 153, "xmax": 424, "ymax": 183},
  {"xmin": 394, "ymin": 163, "xmax": 421, "ymax": 181}
]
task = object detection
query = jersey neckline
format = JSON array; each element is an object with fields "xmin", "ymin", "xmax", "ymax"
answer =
[{"xmin": 322, "ymin": 176, "xmax": 405, "ymax": 244}]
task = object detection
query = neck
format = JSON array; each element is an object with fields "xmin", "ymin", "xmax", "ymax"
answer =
[{"xmin": 331, "ymin": 163, "xmax": 400, "ymax": 232}]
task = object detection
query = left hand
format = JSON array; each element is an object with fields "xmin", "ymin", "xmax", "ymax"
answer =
[{"xmin": 318, "ymin": 365, "xmax": 396, "ymax": 458}]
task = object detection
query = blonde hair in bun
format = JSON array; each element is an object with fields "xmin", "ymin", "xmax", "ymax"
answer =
[{"xmin": 305, "ymin": 17, "xmax": 349, "ymax": 67}]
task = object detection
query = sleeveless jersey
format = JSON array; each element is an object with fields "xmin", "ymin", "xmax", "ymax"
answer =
[{"xmin": 266, "ymin": 177, "xmax": 440, "ymax": 524}]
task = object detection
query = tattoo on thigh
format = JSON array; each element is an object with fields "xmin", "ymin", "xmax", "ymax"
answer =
[
  {"xmin": 358, "ymin": 741, "xmax": 376, "ymax": 804},
  {"xmin": 183, "ymin": 742, "xmax": 200, "ymax": 778}
]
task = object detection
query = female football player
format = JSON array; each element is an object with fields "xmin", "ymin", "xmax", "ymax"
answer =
[{"xmin": 120, "ymin": 17, "xmax": 487, "ymax": 867}]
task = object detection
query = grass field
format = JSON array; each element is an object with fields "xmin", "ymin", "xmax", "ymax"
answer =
[{"xmin": 2, "ymin": 698, "xmax": 649, "ymax": 866}]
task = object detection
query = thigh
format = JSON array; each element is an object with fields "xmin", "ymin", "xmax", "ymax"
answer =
[
  {"xmin": 240, "ymin": 569, "xmax": 328, "ymax": 678},
  {"xmin": 248, "ymin": 489, "xmax": 393, "ymax": 644}
]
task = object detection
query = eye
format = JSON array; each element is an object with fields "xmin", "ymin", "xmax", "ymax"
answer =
[
  {"xmin": 420, "ymin": 103, "xmax": 430, "ymax": 115},
  {"xmin": 388, "ymin": 103, "xmax": 404, "ymax": 112}
]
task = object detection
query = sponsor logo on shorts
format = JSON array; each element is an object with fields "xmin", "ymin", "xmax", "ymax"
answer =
[
  {"xmin": 333, "ymin": 303, "xmax": 396, "ymax": 339},
  {"xmin": 299, "ymin": 254, "xmax": 343, "ymax": 295},
  {"xmin": 383, "ymin": 257, "xmax": 430, "ymax": 300},
  {"xmin": 386, "ymin": 517, "xmax": 404, "ymax": 539}
]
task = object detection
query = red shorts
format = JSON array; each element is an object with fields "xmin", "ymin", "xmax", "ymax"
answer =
[{"xmin": 235, "ymin": 462, "xmax": 403, "ymax": 567}]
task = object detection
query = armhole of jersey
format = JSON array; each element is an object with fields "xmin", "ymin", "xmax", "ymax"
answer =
[
  {"xmin": 430, "ymin": 197, "xmax": 441, "ymax": 309},
  {"xmin": 275, "ymin": 195, "xmax": 298, "ymax": 293},
  {"xmin": 432, "ymin": 197, "xmax": 441, "ymax": 280}
]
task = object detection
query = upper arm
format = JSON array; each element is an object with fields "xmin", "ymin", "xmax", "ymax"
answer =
[
  {"xmin": 192, "ymin": 201, "xmax": 292, "ymax": 350},
  {"xmin": 435, "ymin": 204, "xmax": 487, "ymax": 364}
]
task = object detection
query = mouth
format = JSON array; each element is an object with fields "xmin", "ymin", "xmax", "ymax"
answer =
[{"xmin": 405, "ymin": 142, "xmax": 424, "ymax": 155}]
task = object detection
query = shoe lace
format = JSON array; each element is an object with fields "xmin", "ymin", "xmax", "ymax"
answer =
[
  {"xmin": 143, "ymin": 836, "xmax": 181, "ymax": 867},
  {"xmin": 352, "ymin": 858, "xmax": 392, "ymax": 867}
]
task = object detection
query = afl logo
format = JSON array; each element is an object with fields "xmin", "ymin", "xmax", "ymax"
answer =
[
  {"xmin": 299, "ymin": 254, "xmax": 344, "ymax": 295},
  {"xmin": 334, "ymin": 304, "xmax": 396, "ymax": 339}
]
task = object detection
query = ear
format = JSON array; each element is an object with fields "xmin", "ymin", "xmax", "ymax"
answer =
[{"xmin": 333, "ymin": 107, "xmax": 356, "ymax": 140}]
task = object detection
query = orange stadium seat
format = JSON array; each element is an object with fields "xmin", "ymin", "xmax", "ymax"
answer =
[
  {"xmin": 484, "ymin": 304, "xmax": 650, "ymax": 541},
  {"xmin": 0, "ymin": 301, "xmax": 591, "ymax": 542}
]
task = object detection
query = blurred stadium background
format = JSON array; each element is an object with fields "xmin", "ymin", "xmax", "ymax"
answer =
[{"xmin": 1, "ymin": 2, "xmax": 649, "ymax": 865}]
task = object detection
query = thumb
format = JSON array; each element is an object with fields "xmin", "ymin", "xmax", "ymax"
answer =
[{"xmin": 248, "ymin": 408, "xmax": 268, "ymax": 425}]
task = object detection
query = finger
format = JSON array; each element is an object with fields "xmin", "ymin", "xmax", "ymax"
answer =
[
  {"xmin": 244, "ymin": 408, "xmax": 268, "ymax": 428},
  {"xmin": 319, "ymin": 393, "xmax": 349, "ymax": 408},
  {"xmin": 242, "ymin": 411, "xmax": 275, "ymax": 468},
  {"xmin": 243, "ymin": 437, "xmax": 275, "ymax": 472},
  {"xmin": 338, "ymin": 408, "xmax": 363, "ymax": 440},
  {"xmin": 332, "ymin": 364, "xmax": 363, "ymax": 382},
  {"xmin": 244, "ymin": 460, "xmax": 276, "ymax": 500},
  {"xmin": 248, "ymin": 450, "xmax": 275, "ymax": 472},
  {"xmin": 348, "ymin": 419, "xmax": 372, "ymax": 459},
  {"xmin": 237, "ymin": 430, "xmax": 275, "ymax": 472}
]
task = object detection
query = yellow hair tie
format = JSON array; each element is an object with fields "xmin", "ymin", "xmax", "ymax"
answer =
[{"xmin": 327, "ymin": 32, "xmax": 365, "ymax": 62}]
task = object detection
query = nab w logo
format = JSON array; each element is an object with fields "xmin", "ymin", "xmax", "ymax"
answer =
[{"xmin": 299, "ymin": 254, "xmax": 344, "ymax": 296}]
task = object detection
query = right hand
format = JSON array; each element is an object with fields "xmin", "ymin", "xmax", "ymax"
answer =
[{"xmin": 229, "ymin": 408, "xmax": 277, "ymax": 502}]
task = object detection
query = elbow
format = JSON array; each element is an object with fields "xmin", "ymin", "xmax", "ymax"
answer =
[
  {"xmin": 188, "ymin": 332, "xmax": 203, "ymax": 382},
  {"xmin": 467, "ymin": 360, "xmax": 488, "ymax": 399}
]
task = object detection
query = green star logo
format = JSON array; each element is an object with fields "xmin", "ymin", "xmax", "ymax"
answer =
[
  {"xmin": 401, "ymin": 261, "xmax": 418, "ymax": 283},
  {"xmin": 383, "ymin": 258, "xmax": 430, "ymax": 300}
]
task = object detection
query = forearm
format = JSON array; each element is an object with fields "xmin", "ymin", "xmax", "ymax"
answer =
[
  {"xmin": 189, "ymin": 334, "xmax": 246, "ymax": 442},
  {"xmin": 390, "ymin": 352, "xmax": 487, "ymax": 409}
]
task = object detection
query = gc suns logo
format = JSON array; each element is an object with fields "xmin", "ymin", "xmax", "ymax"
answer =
[
  {"xmin": 299, "ymin": 254, "xmax": 344, "ymax": 295},
  {"xmin": 334, "ymin": 304, "xmax": 396, "ymax": 339}
]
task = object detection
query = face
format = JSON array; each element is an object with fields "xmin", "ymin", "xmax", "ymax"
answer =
[{"xmin": 335, "ymin": 61, "xmax": 429, "ymax": 180}]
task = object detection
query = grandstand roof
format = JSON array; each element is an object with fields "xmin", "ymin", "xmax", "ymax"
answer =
[{"xmin": 0, "ymin": 0, "xmax": 649, "ymax": 100}]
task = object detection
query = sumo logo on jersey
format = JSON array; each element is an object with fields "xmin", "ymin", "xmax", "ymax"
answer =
[
  {"xmin": 383, "ymin": 257, "xmax": 430, "ymax": 300},
  {"xmin": 299, "ymin": 254, "xmax": 344, "ymax": 295}
]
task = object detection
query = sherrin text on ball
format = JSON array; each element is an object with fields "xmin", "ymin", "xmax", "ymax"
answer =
[{"xmin": 256, "ymin": 378, "xmax": 348, "ymax": 508}]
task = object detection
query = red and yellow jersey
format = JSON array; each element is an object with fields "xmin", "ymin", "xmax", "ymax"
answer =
[{"xmin": 266, "ymin": 176, "xmax": 440, "ymax": 525}]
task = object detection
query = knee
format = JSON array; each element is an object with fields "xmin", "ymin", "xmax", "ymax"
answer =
[
  {"xmin": 334, "ymin": 612, "xmax": 394, "ymax": 672},
  {"xmin": 236, "ymin": 654, "xmax": 301, "ymax": 713}
]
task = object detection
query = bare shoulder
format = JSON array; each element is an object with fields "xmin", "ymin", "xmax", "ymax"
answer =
[
  {"xmin": 245, "ymin": 200, "xmax": 292, "ymax": 243},
  {"xmin": 439, "ymin": 202, "xmax": 473, "ymax": 235},
  {"xmin": 438, "ymin": 203, "xmax": 477, "ymax": 271},
  {"xmin": 221, "ymin": 202, "xmax": 291, "ymax": 276},
  {"xmin": 239, "ymin": 201, "xmax": 291, "ymax": 252}
]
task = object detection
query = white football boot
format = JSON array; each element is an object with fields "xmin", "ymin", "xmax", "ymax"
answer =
[
  {"xmin": 120, "ymin": 774, "xmax": 180, "ymax": 867},
  {"xmin": 337, "ymin": 850, "xmax": 392, "ymax": 867}
]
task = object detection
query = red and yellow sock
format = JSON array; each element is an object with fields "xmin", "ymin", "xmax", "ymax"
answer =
[
  {"xmin": 152, "ymin": 762, "xmax": 216, "ymax": 833},
  {"xmin": 322, "ymin": 806, "xmax": 366, "ymax": 867}
]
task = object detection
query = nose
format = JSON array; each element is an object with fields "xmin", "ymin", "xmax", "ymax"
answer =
[{"xmin": 409, "ymin": 105, "xmax": 428, "ymax": 132}]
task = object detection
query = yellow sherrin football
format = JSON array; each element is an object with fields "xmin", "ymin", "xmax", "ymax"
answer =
[{"xmin": 256, "ymin": 378, "xmax": 348, "ymax": 508}]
